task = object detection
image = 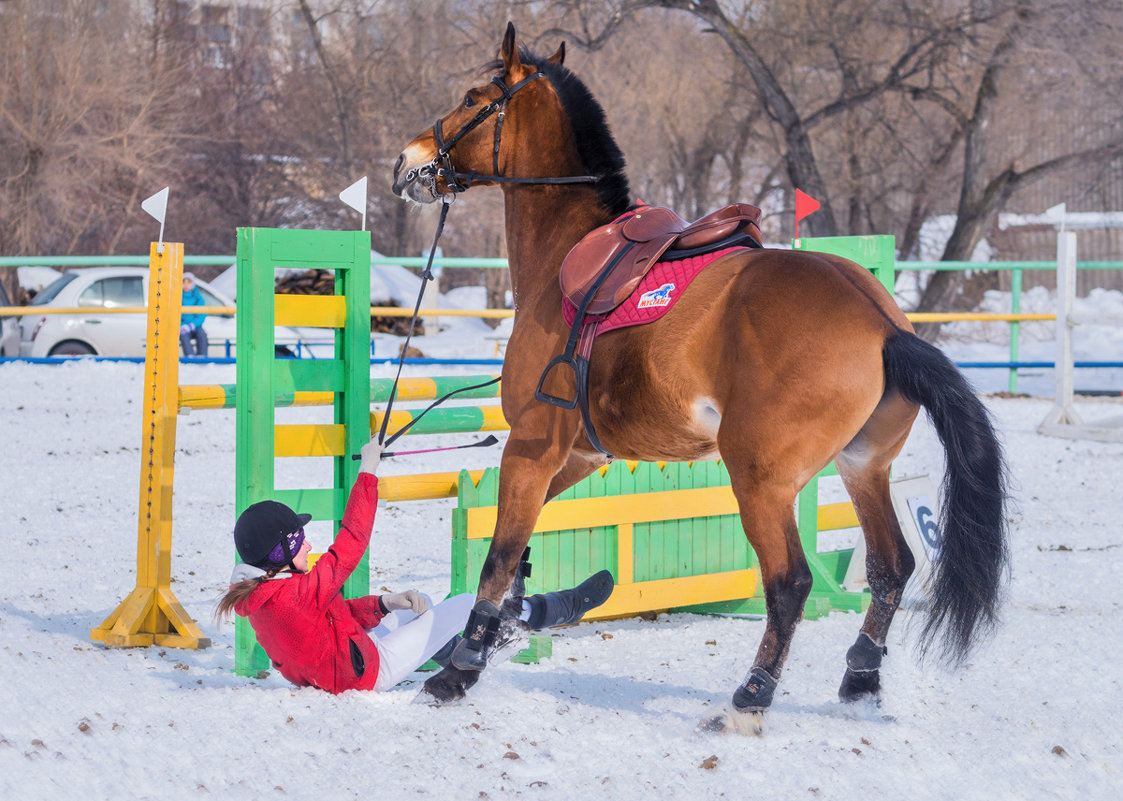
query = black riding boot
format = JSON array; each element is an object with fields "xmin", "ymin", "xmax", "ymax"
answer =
[
  {"xmin": 525, "ymin": 569, "xmax": 615, "ymax": 629},
  {"xmin": 429, "ymin": 634, "xmax": 461, "ymax": 669},
  {"xmin": 497, "ymin": 546, "xmax": 615, "ymax": 630},
  {"xmin": 502, "ymin": 545, "xmax": 616, "ymax": 630}
]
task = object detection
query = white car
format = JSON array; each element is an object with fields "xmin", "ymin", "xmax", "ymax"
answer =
[
  {"xmin": 17, "ymin": 267, "xmax": 321, "ymax": 358},
  {"xmin": 0, "ymin": 279, "xmax": 19, "ymax": 356}
]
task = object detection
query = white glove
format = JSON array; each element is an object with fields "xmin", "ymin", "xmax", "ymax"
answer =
[
  {"xmin": 358, "ymin": 437, "xmax": 384, "ymax": 475},
  {"xmin": 382, "ymin": 589, "xmax": 430, "ymax": 614}
]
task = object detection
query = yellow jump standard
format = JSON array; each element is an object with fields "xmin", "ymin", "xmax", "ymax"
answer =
[{"xmin": 91, "ymin": 242, "xmax": 211, "ymax": 650}]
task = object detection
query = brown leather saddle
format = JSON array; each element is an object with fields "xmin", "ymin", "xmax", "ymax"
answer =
[
  {"xmin": 537, "ymin": 203, "xmax": 764, "ymax": 459},
  {"xmin": 559, "ymin": 202, "xmax": 763, "ymax": 316}
]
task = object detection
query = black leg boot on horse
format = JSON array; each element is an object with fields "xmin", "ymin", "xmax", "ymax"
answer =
[{"xmin": 700, "ymin": 544, "xmax": 814, "ymax": 735}]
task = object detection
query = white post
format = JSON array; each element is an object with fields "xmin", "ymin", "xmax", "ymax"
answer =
[
  {"xmin": 1038, "ymin": 231, "xmax": 1123, "ymax": 442},
  {"xmin": 1038, "ymin": 232, "xmax": 1080, "ymax": 432},
  {"xmin": 421, "ymin": 247, "xmax": 443, "ymax": 334},
  {"xmin": 1056, "ymin": 232, "xmax": 1078, "ymax": 416}
]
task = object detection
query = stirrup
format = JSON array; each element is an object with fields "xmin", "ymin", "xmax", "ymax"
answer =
[
  {"xmin": 509, "ymin": 547, "xmax": 532, "ymax": 598},
  {"xmin": 534, "ymin": 354, "xmax": 580, "ymax": 409}
]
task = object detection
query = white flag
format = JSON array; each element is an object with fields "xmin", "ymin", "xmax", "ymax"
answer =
[
  {"xmin": 141, "ymin": 187, "xmax": 169, "ymax": 248},
  {"xmin": 141, "ymin": 187, "xmax": 169, "ymax": 225},
  {"xmin": 339, "ymin": 177, "xmax": 368, "ymax": 229},
  {"xmin": 1044, "ymin": 202, "xmax": 1066, "ymax": 235}
]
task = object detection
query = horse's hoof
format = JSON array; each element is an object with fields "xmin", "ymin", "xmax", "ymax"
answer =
[
  {"xmin": 838, "ymin": 668, "xmax": 881, "ymax": 702},
  {"xmin": 418, "ymin": 666, "xmax": 480, "ymax": 706},
  {"xmin": 698, "ymin": 706, "xmax": 765, "ymax": 736}
]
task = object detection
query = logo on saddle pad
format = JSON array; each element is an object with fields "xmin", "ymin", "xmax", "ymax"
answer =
[{"xmin": 637, "ymin": 282, "xmax": 676, "ymax": 309}]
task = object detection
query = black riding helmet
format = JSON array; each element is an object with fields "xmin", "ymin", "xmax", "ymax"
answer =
[{"xmin": 234, "ymin": 500, "xmax": 311, "ymax": 570}]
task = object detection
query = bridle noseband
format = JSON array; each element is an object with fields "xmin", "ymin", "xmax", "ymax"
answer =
[{"xmin": 404, "ymin": 71, "xmax": 599, "ymax": 199}]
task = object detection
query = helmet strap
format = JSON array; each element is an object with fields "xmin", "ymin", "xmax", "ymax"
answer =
[{"xmin": 279, "ymin": 534, "xmax": 302, "ymax": 574}]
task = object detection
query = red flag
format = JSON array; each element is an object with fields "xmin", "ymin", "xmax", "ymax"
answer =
[{"xmin": 794, "ymin": 189, "xmax": 821, "ymax": 242}]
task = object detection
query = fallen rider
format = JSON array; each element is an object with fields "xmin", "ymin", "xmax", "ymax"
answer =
[{"xmin": 215, "ymin": 437, "xmax": 614, "ymax": 693}]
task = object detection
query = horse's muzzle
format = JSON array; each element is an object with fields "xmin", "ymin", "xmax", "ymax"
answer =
[{"xmin": 392, "ymin": 149, "xmax": 439, "ymax": 204}]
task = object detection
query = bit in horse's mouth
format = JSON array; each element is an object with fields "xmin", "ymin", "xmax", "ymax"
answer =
[
  {"xmin": 393, "ymin": 143, "xmax": 443, "ymax": 205},
  {"xmin": 394, "ymin": 172, "xmax": 439, "ymax": 206}
]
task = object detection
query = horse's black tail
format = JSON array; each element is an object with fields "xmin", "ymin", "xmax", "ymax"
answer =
[{"xmin": 883, "ymin": 331, "xmax": 1009, "ymax": 665}]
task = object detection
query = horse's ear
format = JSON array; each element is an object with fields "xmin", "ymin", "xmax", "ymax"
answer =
[
  {"xmin": 548, "ymin": 41, "xmax": 565, "ymax": 65},
  {"xmin": 501, "ymin": 22, "xmax": 521, "ymax": 71}
]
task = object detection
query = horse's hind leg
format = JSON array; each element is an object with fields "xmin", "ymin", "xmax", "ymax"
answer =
[{"xmin": 834, "ymin": 391, "xmax": 919, "ymax": 701}]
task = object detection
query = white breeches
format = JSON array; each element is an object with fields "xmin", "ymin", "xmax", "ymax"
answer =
[{"xmin": 372, "ymin": 593, "xmax": 476, "ymax": 691}]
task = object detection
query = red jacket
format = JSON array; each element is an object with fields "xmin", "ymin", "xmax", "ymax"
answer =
[{"xmin": 235, "ymin": 473, "xmax": 385, "ymax": 693}]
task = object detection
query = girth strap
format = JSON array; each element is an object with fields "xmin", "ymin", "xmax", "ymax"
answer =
[{"xmin": 574, "ymin": 319, "xmax": 609, "ymax": 457}]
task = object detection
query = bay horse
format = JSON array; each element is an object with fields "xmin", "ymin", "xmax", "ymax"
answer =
[{"xmin": 391, "ymin": 23, "xmax": 1008, "ymax": 731}]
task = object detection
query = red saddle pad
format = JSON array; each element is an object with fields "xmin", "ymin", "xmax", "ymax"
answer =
[{"xmin": 562, "ymin": 246, "xmax": 748, "ymax": 333}]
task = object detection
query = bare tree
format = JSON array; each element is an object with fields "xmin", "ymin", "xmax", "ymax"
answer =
[
  {"xmin": 908, "ymin": 0, "xmax": 1123, "ymax": 333},
  {"xmin": 4, "ymin": 0, "xmax": 1117, "ymax": 323},
  {"xmin": 624, "ymin": 0, "xmax": 994, "ymax": 239},
  {"xmin": 0, "ymin": 1, "xmax": 188, "ymax": 298},
  {"xmin": 282, "ymin": 0, "xmax": 492, "ymax": 258},
  {"xmin": 545, "ymin": 0, "xmax": 1123, "ymax": 335}
]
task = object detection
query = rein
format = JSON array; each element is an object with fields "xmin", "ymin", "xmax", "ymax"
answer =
[
  {"xmin": 374, "ymin": 199, "xmax": 451, "ymax": 447},
  {"xmin": 371, "ymin": 222, "xmax": 500, "ymax": 453},
  {"xmin": 370, "ymin": 214, "xmax": 498, "ymax": 453}
]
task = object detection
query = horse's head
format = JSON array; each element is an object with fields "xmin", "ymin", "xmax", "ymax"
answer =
[{"xmin": 391, "ymin": 22, "xmax": 568, "ymax": 204}]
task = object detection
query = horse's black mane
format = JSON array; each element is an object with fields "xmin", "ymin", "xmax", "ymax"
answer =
[{"xmin": 487, "ymin": 50, "xmax": 631, "ymax": 216}]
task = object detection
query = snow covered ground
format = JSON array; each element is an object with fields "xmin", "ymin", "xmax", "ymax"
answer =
[{"xmin": 2, "ymin": 297, "xmax": 1122, "ymax": 800}]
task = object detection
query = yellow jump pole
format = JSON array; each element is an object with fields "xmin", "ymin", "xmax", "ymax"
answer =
[{"xmin": 90, "ymin": 242, "xmax": 210, "ymax": 649}]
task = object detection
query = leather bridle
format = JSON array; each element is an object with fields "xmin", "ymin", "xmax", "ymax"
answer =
[{"xmin": 403, "ymin": 71, "xmax": 599, "ymax": 198}]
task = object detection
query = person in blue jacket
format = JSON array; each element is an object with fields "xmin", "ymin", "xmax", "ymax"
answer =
[{"xmin": 180, "ymin": 274, "xmax": 209, "ymax": 357}]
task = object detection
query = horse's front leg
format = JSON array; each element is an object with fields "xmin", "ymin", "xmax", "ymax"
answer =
[
  {"xmin": 421, "ymin": 431, "xmax": 578, "ymax": 703},
  {"xmin": 455, "ymin": 436, "xmax": 581, "ymax": 664}
]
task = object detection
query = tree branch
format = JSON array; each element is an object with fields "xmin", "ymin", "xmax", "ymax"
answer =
[{"xmin": 297, "ymin": 0, "xmax": 352, "ymax": 164}]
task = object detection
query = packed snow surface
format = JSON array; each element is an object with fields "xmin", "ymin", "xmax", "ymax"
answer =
[{"xmin": 2, "ymin": 313, "xmax": 1122, "ymax": 800}]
